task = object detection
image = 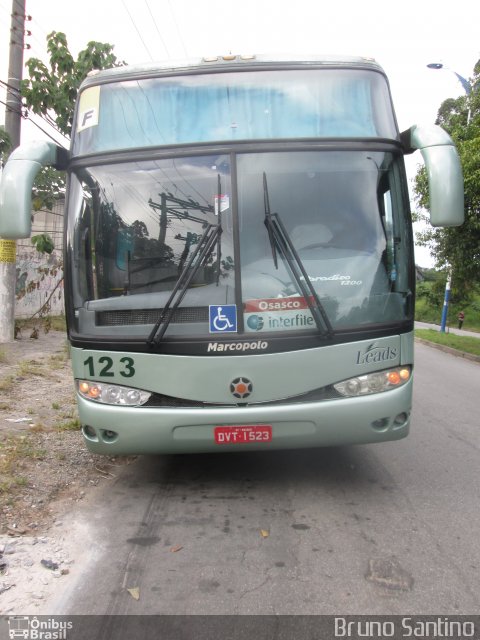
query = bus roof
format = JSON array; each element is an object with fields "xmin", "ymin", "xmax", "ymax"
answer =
[{"xmin": 80, "ymin": 54, "xmax": 386, "ymax": 88}]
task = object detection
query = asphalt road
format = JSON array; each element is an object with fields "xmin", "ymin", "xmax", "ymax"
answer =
[{"xmin": 54, "ymin": 342, "xmax": 480, "ymax": 616}]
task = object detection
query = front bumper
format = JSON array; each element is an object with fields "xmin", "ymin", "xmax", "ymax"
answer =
[{"xmin": 77, "ymin": 379, "xmax": 412, "ymax": 455}]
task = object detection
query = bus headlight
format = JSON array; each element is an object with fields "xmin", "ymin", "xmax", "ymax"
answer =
[
  {"xmin": 333, "ymin": 366, "xmax": 411, "ymax": 397},
  {"xmin": 77, "ymin": 380, "xmax": 151, "ymax": 406}
]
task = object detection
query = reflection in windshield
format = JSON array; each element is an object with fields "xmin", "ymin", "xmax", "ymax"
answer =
[
  {"xmin": 238, "ymin": 151, "xmax": 412, "ymax": 333},
  {"xmin": 147, "ymin": 219, "xmax": 222, "ymax": 345},
  {"xmin": 73, "ymin": 156, "xmax": 234, "ymax": 308},
  {"xmin": 263, "ymin": 172, "xmax": 333, "ymax": 338}
]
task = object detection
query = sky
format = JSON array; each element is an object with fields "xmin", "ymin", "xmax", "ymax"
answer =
[{"xmin": 1, "ymin": 0, "xmax": 479, "ymax": 267}]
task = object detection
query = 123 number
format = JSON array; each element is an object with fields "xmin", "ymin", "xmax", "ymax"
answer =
[{"xmin": 83, "ymin": 356, "xmax": 135, "ymax": 378}]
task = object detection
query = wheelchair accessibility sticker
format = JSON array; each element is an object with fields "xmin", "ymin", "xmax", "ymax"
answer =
[{"xmin": 209, "ymin": 305, "xmax": 237, "ymax": 333}]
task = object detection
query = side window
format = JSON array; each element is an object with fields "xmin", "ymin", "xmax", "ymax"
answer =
[
  {"xmin": 383, "ymin": 188, "xmax": 397, "ymax": 284},
  {"xmin": 76, "ymin": 198, "xmax": 95, "ymax": 301},
  {"xmin": 379, "ymin": 159, "xmax": 412, "ymax": 295}
]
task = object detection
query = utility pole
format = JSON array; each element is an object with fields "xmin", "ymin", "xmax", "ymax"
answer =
[
  {"xmin": 0, "ymin": 0, "xmax": 27, "ymax": 342},
  {"xmin": 440, "ymin": 271, "xmax": 451, "ymax": 333}
]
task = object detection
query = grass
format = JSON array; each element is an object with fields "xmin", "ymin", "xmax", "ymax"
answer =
[
  {"xmin": 57, "ymin": 418, "xmax": 81, "ymax": 432},
  {"xmin": 0, "ymin": 434, "xmax": 46, "ymax": 494},
  {"xmin": 416, "ymin": 299, "xmax": 480, "ymax": 333},
  {"xmin": 415, "ymin": 280, "xmax": 480, "ymax": 333},
  {"xmin": 0, "ymin": 375, "xmax": 14, "ymax": 393},
  {"xmin": 15, "ymin": 315, "xmax": 67, "ymax": 334},
  {"xmin": 48, "ymin": 352, "xmax": 68, "ymax": 369},
  {"xmin": 17, "ymin": 359, "xmax": 44, "ymax": 377},
  {"xmin": 415, "ymin": 329, "xmax": 480, "ymax": 358}
]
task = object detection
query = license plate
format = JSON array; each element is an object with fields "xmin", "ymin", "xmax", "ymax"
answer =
[{"xmin": 214, "ymin": 425, "xmax": 272, "ymax": 445}]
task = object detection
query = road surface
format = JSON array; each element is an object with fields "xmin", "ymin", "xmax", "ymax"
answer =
[{"xmin": 52, "ymin": 342, "xmax": 480, "ymax": 616}]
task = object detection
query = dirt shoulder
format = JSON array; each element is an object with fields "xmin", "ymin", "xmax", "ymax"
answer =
[{"xmin": 0, "ymin": 326, "xmax": 134, "ymax": 612}]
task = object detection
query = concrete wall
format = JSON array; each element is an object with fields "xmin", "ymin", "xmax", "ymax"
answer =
[{"xmin": 15, "ymin": 200, "xmax": 65, "ymax": 318}]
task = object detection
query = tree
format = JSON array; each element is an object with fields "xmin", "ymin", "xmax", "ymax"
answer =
[
  {"xmin": 0, "ymin": 125, "xmax": 11, "ymax": 166},
  {"xmin": 413, "ymin": 59, "xmax": 480, "ymax": 302},
  {"xmin": 22, "ymin": 31, "xmax": 124, "ymax": 137},
  {"xmin": 20, "ymin": 32, "xmax": 125, "ymax": 211}
]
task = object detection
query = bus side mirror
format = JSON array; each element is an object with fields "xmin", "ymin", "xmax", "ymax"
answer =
[
  {"xmin": 401, "ymin": 124, "xmax": 464, "ymax": 227},
  {"xmin": 0, "ymin": 140, "xmax": 67, "ymax": 239}
]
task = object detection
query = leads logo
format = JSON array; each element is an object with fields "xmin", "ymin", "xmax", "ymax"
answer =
[{"xmin": 356, "ymin": 343, "xmax": 398, "ymax": 365}]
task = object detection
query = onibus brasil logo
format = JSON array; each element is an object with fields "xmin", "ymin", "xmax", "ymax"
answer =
[{"xmin": 8, "ymin": 616, "xmax": 73, "ymax": 639}]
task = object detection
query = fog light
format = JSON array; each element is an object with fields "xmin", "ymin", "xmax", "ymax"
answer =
[
  {"xmin": 102, "ymin": 429, "xmax": 118, "ymax": 442},
  {"xmin": 83, "ymin": 425, "xmax": 97, "ymax": 439},
  {"xmin": 372, "ymin": 417, "xmax": 389, "ymax": 430}
]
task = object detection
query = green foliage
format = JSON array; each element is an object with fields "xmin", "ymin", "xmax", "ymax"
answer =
[
  {"xmin": 0, "ymin": 125, "xmax": 11, "ymax": 162},
  {"xmin": 413, "ymin": 59, "xmax": 480, "ymax": 301},
  {"xmin": 415, "ymin": 277, "xmax": 480, "ymax": 331},
  {"xmin": 22, "ymin": 31, "xmax": 125, "ymax": 137},
  {"xmin": 416, "ymin": 280, "xmax": 445, "ymax": 307},
  {"xmin": 31, "ymin": 233, "xmax": 55, "ymax": 254},
  {"xmin": 32, "ymin": 166, "xmax": 65, "ymax": 211},
  {"xmin": 20, "ymin": 32, "xmax": 125, "ymax": 213},
  {"xmin": 415, "ymin": 329, "xmax": 480, "ymax": 357}
]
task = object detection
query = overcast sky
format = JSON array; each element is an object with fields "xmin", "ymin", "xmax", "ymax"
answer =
[{"xmin": 1, "ymin": 0, "xmax": 479, "ymax": 266}]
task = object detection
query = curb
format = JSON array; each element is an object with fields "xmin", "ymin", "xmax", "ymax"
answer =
[{"xmin": 415, "ymin": 338, "xmax": 480, "ymax": 364}]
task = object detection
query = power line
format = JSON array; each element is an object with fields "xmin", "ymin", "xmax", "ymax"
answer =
[
  {"xmin": 1, "ymin": 71, "xmax": 72, "ymax": 140},
  {"xmin": 166, "ymin": 0, "xmax": 188, "ymax": 58},
  {"xmin": 0, "ymin": 77, "xmax": 22, "ymax": 95},
  {"xmin": 0, "ymin": 98, "xmax": 68, "ymax": 147},
  {"xmin": 144, "ymin": 0, "xmax": 171, "ymax": 59},
  {"xmin": 121, "ymin": 0, "xmax": 155, "ymax": 62},
  {"xmin": 0, "ymin": 97, "xmax": 23, "ymax": 117}
]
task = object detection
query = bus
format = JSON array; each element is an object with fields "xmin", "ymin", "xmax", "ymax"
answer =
[{"xmin": 0, "ymin": 55, "xmax": 464, "ymax": 455}]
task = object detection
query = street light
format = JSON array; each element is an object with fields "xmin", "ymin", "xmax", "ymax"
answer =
[
  {"xmin": 427, "ymin": 63, "xmax": 471, "ymax": 333},
  {"xmin": 427, "ymin": 62, "xmax": 472, "ymax": 96}
]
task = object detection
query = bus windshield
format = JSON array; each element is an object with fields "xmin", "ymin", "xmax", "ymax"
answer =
[
  {"xmin": 66, "ymin": 149, "xmax": 413, "ymax": 342},
  {"xmin": 73, "ymin": 68, "xmax": 397, "ymax": 154}
]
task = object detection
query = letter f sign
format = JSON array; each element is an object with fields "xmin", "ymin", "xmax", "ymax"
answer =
[
  {"xmin": 82, "ymin": 109, "xmax": 95, "ymax": 127},
  {"xmin": 78, "ymin": 107, "xmax": 98, "ymax": 131},
  {"xmin": 77, "ymin": 86, "xmax": 100, "ymax": 132}
]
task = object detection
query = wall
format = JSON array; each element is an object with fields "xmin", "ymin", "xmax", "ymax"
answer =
[{"xmin": 14, "ymin": 200, "xmax": 65, "ymax": 318}]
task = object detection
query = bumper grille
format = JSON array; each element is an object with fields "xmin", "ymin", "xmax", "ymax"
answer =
[
  {"xmin": 97, "ymin": 306, "xmax": 209, "ymax": 326},
  {"xmin": 144, "ymin": 385, "xmax": 341, "ymax": 408}
]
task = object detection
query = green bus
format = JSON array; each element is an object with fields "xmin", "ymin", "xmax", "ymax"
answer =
[{"xmin": 0, "ymin": 55, "xmax": 464, "ymax": 454}]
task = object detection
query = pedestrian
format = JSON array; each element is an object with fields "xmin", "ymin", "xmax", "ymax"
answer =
[{"xmin": 458, "ymin": 310, "xmax": 465, "ymax": 329}]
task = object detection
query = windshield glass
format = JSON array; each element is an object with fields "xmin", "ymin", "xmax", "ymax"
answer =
[
  {"xmin": 67, "ymin": 150, "xmax": 413, "ymax": 341},
  {"xmin": 237, "ymin": 151, "xmax": 412, "ymax": 333},
  {"xmin": 73, "ymin": 68, "xmax": 397, "ymax": 155}
]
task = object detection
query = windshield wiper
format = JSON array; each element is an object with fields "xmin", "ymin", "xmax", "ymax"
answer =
[
  {"xmin": 147, "ymin": 175, "xmax": 224, "ymax": 346},
  {"xmin": 263, "ymin": 172, "xmax": 278, "ymax": 269},
  {"xmin": 147, "ymin": 222, "xmax": 221, "ymax": 346},
  {"xmin": 262, "ymin": 172, "xmax": 334, "ymax": 339},
  {"xmin": 215, "ymin": 173, "xmax": 222, "ymax": 285}
]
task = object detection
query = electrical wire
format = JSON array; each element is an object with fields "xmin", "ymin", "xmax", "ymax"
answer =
[
  {"xmin": 166, "ymin": 0, "xmax": 188, "ymax": 58},
  {"xmin": 0, "ymin": 71, "xmax": 71, "ymax": 141},
  {"xmin": 121, "ymin": 0, "xmax": 155, "ymax": 62},
  {"xmin": 0, "ymin": 78, "xmax": 22, "ymax": 95},
  {"xmin": 0, "ymin": 98, "xmax": 68, "ymax": 147},
  {"xmin": 0, "ymin": 86, "xmax": 70, "ymax": 141},
  {"xmin": 144, "ymin": 0, "xmax": 171, "ymax": 59}
]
